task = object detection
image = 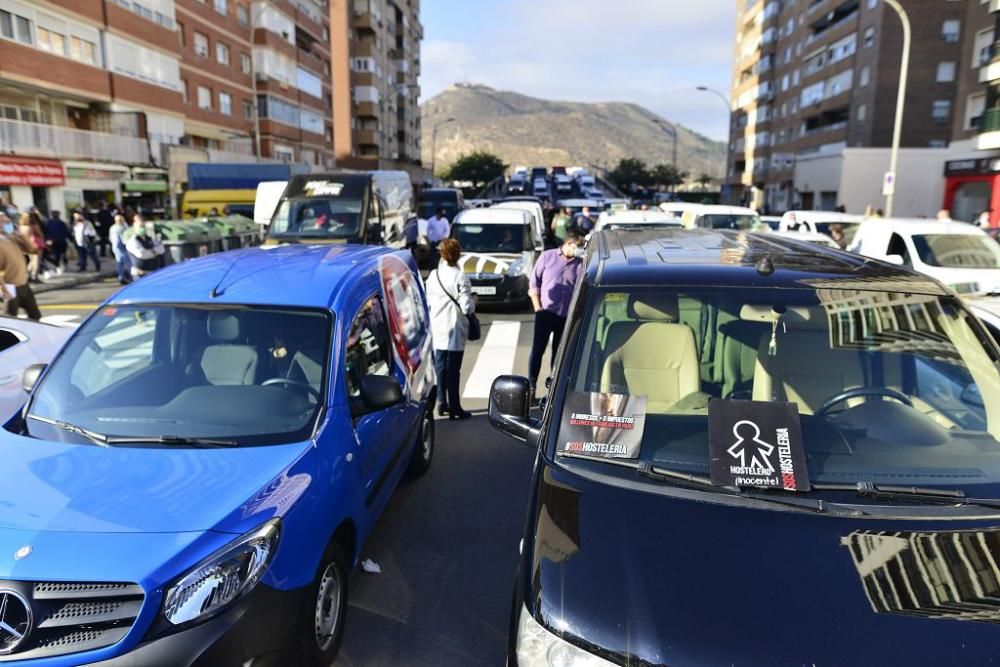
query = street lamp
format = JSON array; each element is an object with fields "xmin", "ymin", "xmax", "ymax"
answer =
[
  {"xmin": 430, "ymin": 117, "xmax": 456, "ymax": 179},
  {"xmin": 697, "ymin": 86, "xmax": 732, "ymax": 185},
  {"xmin": 883, "ymin": 0, "xmax": 911, "ymax": 218},
  {"xmin": 653, "ymin": 119, "xmax": 678, "ymax": 193}
]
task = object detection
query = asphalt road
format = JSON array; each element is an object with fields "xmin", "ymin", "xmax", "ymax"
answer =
[{"xmin": 37, "ymin": 281, "xmax": 546, "ymax": 666}]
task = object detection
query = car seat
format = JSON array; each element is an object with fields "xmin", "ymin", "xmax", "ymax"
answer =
[{"xmin": 200, "ymin": 312, "xmax": 260, "ymax": 385}]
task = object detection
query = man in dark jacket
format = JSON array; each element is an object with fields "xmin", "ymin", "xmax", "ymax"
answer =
[
  {"xmin": 44, "ymin": 211, "xmax": 69, "ymax": 271},
  {"xmin": 95, "ymin": 202, "xmax": 113, "ymax": 258}
]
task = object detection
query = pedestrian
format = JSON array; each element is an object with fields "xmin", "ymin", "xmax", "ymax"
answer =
[
  {"xmin": 573, "ymin": 207, "xmax": 595, "ymax": 235},
  {"xmin": 0, "ymin": 213, "xmax": 10, "ymax": 235},
  {"xmin": 0, "ymin": 234, "xmax": 41, "ymax": 320},
  {"xmin": 126, "ymin": 215, "xmax": 166, "ymax": 279},
  {"xmin": 72, "ymin": 210, "xmax": 101, "ymax": 272},
  {"xmin": 44, "ymin": 211, "xmax": 69, "ymax": 272},
  {"xmin": 426, "ymin": 208, "xmax": 451, "ymax": 248},
  {"xmin": 109, "ymin": 214, "xmax": 132, "ymax": 285},
  {"xmin": 527, "ymin": 231, "xmax": 584, "ymax": 401},
  {"xmin": 936, "ymin": 209, "xmax": 951, "ymax": 221},
  {"xmin": 17, "ymin": 214, "xmax": 44, "ymax": 282},
  {"xmin": 426, "ymin": 237, "xmax": 474, "ymax": 420},
  {"xmin": 829, "ymin": 223, "xmax": 846, "ymax": 249},
  {"xmin": 977, "ymin": 209, "xmax": 992, "ymax": 228},
  {"xmin": 551, "ymin": 207, "xmax": 571, "ymax": 244},
  {"xmin": 0, "ymin": 196, "xmax": 16, "ymax": 220},
  {"xmin": 95, "ymin": 202, "xmax": 113, "ymax": 257}
]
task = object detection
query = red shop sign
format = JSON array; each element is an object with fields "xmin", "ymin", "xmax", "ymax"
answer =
[{"xmin": 0, "ymin": 157, "xmax": 65, "ymax": 186}]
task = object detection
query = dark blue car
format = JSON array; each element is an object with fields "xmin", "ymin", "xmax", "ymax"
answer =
[
  {"xmin": 491, "ymin": 229, "xmax": 1000, "ymax": 665},
  {"xmin": 1, "ymin": 244, "xmax": 436, "ymax": 665}
]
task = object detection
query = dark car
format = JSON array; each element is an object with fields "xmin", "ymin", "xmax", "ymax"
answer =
[{"xmin": 489, "ymin": 229, "xmax": 1000, "ymax": 665}]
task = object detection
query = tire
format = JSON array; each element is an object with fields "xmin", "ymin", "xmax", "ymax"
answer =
[
  {"xmin": 296, "ymin": 542, "xmax": 349, "ymax": 666},
  {"xmin": 406, "ymin": 406, "xmax": 434, "ymax": 478}
]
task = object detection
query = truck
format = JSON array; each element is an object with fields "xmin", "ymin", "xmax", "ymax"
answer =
[{"xmin": 180, "ymin": 163, "xmax": 310, "ymax": 218}]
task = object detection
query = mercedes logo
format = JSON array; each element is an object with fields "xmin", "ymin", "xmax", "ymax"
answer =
[{"xmin": 0, "ymin": 590, "xmax": 31, "ymax": 655}]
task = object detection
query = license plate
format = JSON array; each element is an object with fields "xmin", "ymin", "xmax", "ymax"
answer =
[{"xmin": 471, "ymin": 286, "xmax": 497, "ymax": 295}]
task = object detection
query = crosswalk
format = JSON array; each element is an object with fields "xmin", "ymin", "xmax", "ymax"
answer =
[{"xmin": 39, "ymin": 314, "xmax": 82, "ymax": 327}]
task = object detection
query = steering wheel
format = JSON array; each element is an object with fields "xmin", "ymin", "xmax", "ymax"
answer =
[
  {"xmin": 262, "ymin": 378, "xmax": 321, "ymax": 402},
  {"xmin": 816, "ymin": 386, "xmax": 913, "ymax": 416}
]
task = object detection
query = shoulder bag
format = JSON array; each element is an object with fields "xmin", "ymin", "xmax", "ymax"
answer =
[{"xmin": 435, "ymin": 269, "xmax": 481, "ymax": 341}]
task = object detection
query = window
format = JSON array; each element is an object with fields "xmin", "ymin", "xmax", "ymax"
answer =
[
  {"xmin": 864, "ymin": 27, "xmax": 874, "ymax": 47},
  {"xmin": 859, "ymin": 65, "xmax": 870, "ymax": 86},
  {"xmin": 177, "ymin": 20, "xmax": 184, "ymax": 47},
  {"xmin": 219, "ymin": 91, "xmax": 232, "ymax": 115},
  {"xmin": 237, "ymin": 4, "xmax": 249, "ymax": 25},
  {"xmin": 792, "ymin": 68, "xmax": 800, "ymax": 86},
  {"xmin": 857, "ymin": 103, "xmax": 866, "ymax": 121},
  {"xmin": 69, "ymin": 36, "xmax": 96, "ymax": 64},
  {"xmin": 344, "ymin": 296, "xmax": 391, "ymax": 400},
  {"xmin": 240, "ymin": 52, "xmax": 251, "ymax": 74},
  {"xmin": 106, "ymin": 33, "xmax": 179, "ymax": 89},
  {"xmin": 181, "ymin": 78, "xmax": 188, "ymax": 103},
  {"xmin": 193, "ymin": 31, "xmax": 208, "ymax": 57},
  {"xmin": 14, "ymin": 14, "xmax": 30, "ymax": 43},
  {"xmin": 243, "ymin": 99, "xmax": 253, "ymax": 120},
  {"xmin": 942, "ymin": 20, "xmax": 960, "ymax": 43},
  {"xmin": 966, "ymin": 92, "xmax": 987, "ymax": 130},
  {"xmin": 214, "ymin": 0, "xmax": 227, "ymax": 14},
  {"xmin": 936, "ymin": 61, "xmax": 956, "ymax": 82},
  {"xmin": 975, "ymin": 28, "xmax": 994, "ymax": 67},
  {"xmin": 36, "ymin": 27, "xmax": 66, "ymax": 55},
  {"xmin": 197, "ymin": 85, "xmax": 211, "ymax": 109},
  {"xmin": 932, "ymin": 99, "xmax": 951, "ymax": 122},
  {"xmin": 0, "ymin": 10, "xmax": 12, "ymax": 39},
  {"xmin": 216, "ymin": 41, "xmax": 229, "ymax": 65},
  {"xmin": 867, "ymin": 0, "xmax": 877, "ymax": 7}
]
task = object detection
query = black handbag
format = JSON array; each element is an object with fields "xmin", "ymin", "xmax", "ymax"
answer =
[{"xmin": 436, "ymin": 269, "xmax": 481, "ymax": 342}]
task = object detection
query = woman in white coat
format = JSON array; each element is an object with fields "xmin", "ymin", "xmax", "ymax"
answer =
[{"xmin": 426, "ymin": 238, "xmax": 475, "ymax": 420}]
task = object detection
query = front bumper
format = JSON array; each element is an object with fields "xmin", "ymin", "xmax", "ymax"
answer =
[
  {"xmin": 84, "ymin": 583, "xmax": 304, "ymax": 667},
  {"xmin": 470, "ymin": 274, "xmax": 529, "ymax": 304}
]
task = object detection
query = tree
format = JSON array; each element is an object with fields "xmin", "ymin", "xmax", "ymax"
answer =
[
  {"xmin": 650, "ymin": 164, "xmax": 688, "ymax": 189},
  {"xmin": 608, "ymin": 158, "xmax": 651, "ymax": 192},
  {"xmin": 695, "ymin": 174, "xmax": 714, "ymax": 190},
  {"xmin": 440, "ymin": 151, "xmax": 507, "ymax": 186}
]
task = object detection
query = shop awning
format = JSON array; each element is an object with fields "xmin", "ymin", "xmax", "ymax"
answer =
[
  {"xmin": 122, "ymin": 180, "xmax": 168, "ymax": 193},
  {"xmin": 0, "ymin": 156, "xmax": 64, "ymax": 186}
]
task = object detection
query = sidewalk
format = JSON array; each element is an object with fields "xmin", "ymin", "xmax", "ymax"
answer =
[{"xmin": 33, "ymin": 267, "xmax": 117, "ymax": 294}]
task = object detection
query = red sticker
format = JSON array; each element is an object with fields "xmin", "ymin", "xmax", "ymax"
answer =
[{"xmin": 101, "ymin": 307, "xmax": 118, "ymax": 317}]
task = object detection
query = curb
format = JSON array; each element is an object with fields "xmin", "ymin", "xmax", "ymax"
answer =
[{"xmin": 33, "ymin": 271, "xmax": 118, "ymax": 294}]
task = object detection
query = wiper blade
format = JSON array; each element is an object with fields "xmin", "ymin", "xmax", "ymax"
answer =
[
  {"xmin": 27, "ymin": 414, "xmax": 110, "ymax": 447},
  {"xmin": 813, "ymin": 481, "xmax": 1000, "ymax": 510},
  {"xmin": 103, "ymin": 435, "xmax": 239, "ymax": 448},
  {"xmin": 636, "ymin": 462, "xmax": 829, "ymax": 514}
]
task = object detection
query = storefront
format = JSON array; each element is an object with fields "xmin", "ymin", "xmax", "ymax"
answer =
[
  {"xmin": 943, "ymin": 157, "xmax": 1000, "ymax": 226},
  {"xmin": 0, "ymin": 156, "xmax": 65, "ymax": 215},
  {"xmin": 61, "ymin": 161, "xmax": 129, "ymax": 216},
  {"xmin": 122, "ymin": 168, "xmax": 170, "ymax": 218}
]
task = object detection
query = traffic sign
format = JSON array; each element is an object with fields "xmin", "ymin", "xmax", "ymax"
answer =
[{"xmin": 882, "ymin": 171, "xmax": 895, "ymax": 196}]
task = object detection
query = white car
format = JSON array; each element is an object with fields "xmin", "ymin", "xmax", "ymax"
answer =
[
  {"xmin": 780, "ymin": 210, "xmax": 864, "ymax": 246},
  {"xmin": 768, "ymin": 229, "xmax": 840, "ymax": 249},
  {"xmin": 849, "ymin": 218, "xmax": 1000, "ymax": 295},
  {"xmin": 594, "ymin": 210, "xmax": 683, "ymax": 232},
  {"xmin": 658, "ymin": 202, "xmax": 702, "ymax": 219},
  {"xmin": 0, "ymin": 317, "xmax": 70, "ymax": 421},
  {"xmin": 679, "ymin": 204, "xmax": 762, "ymax": 231}
]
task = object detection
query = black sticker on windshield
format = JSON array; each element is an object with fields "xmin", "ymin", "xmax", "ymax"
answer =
[
  {"xmin": 708, "ymin": 399, "xmax": 810, "ymax": 491},
  {"xmin": 558, "ymin": 391, "xmax": 647, "ymax": 459}
]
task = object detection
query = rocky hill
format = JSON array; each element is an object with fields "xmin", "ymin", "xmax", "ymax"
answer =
[{"xmin": 421, "ymin": 84, "xmax": 726, "ymax": 179}]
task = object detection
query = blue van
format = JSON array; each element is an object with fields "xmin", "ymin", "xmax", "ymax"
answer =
[{"xmin": 2, "ymin": 244, "xmax": 436, "ymax": 665}]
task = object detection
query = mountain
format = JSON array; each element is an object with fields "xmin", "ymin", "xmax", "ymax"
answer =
[{"xmin": 420, "ymin": 84, "xmax": 726, "ymax": 180}]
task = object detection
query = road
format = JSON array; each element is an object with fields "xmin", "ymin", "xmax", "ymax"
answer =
[{"xmin": 37, "ymin": 282, "xmax": 551, "ymax": 666}]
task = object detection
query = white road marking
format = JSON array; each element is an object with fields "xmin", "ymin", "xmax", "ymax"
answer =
[
  {"xmin": 39, "ymin": 315, "xmax": 80, "ymax": 328},
  {"xmin": 462, "ymin": 321, "xmax": 521, "ymax": 399}
]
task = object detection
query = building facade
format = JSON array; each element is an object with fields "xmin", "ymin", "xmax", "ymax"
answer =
[
  {"xmin": 330, "ymin": 0, "xmax": 423, "ymax": 177},
  {"xmin": 0, "ymin": 0, "xmax": 332, "ymax": 217},
  {"xmin": 728, "ymin": 0, "xmax": 970, "ymax": 214}
]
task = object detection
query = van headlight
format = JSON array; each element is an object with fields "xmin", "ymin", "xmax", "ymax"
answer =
[
  {"xmin": 516, "ymin": 605, "xmax": 613, "ymax": 666},
  {"xmin": 507, "ymin": 258, "xmax": 526, "ymax": 277},
  {"xmin": 162, "ymin": 519, "xmax": 281, "ymax": 625}
]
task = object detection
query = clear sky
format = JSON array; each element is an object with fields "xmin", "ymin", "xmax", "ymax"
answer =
[{"xmin": 418, "ymin": 0, "xmax": 736, "ymax": 142}]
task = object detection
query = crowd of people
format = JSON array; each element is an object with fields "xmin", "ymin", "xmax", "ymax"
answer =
[{"xmin": 0, "ymin": 197, "xmax": 166, "ymax": 320}]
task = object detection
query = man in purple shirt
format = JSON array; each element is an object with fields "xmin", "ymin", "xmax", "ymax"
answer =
[{"xmin": 528, "ymin": 231, "xmax": 584, "ymax": 399}]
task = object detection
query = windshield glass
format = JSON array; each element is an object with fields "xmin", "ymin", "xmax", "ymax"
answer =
[
  {"xmin": 697, "ymin": 214, "xmax": 761, "ymax": 230},
  {"xmin": 913, "ymin": 234, "xmax": 1000, "ymax": 269},
  {"xmin": 812, "ymin": 221, "xmax": 860, "ymax": 246},
  {"xmin": 418, "ymin": 201, "xmax": 459, "ymax": 221},
  {"xmin": 454, "ymin": 224, "xmax": 526, "ymax": 253},
  {"xmin": 270, "ymin": 197, "xmax": 362, "ymax": 237},
  {"xmin": 27, "ymin": 305, "xmax": 331, "ymax": 446},
  {"xmin": 562, "ymin": 287, "xmax": 1000, "ymax": 494}
]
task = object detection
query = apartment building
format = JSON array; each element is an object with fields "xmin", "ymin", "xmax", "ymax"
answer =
[
  {"xmin": 330, "ymin": 0, "xmax": 423, "ymax": 176},
  {"xmin": 0, "ymin": 0, "xmax": 331, "ymax": 217},
  {"xmin": 729, "ymin": 0, "xmax": 967, "ymax": 213}
]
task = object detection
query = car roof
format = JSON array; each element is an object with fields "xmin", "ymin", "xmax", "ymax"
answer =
[
  {"xmin": 598, "ymin": 210, "xmax": 680, "ymax": 224},
  {"xmin": 557, "ymin": 198, "xmax": 602, "ymax": 206},
  {"xmin": 781, "ymin": 210, "xmax": 863, "ymax": 223},
  {"xmin": 860, "ymin": 218, "xmax": 987, "ymax": 236},
  {"xmin": 493, "ymin": 201, "xmax": 542, "ymax": 212},
  {"xmin": 113, "ymin": 244, "xmax": 399, "ymax": 309},
  {"xmin": 684, "ymin": 204, "xmax": 758, "ymax": 216},
  {"xmin": 587, "ymin": 229, "xmax": 948, "ymax": 294},
  {"xmin": 456, "ymin": 208, "xmax": 531, "ymax": 225}
]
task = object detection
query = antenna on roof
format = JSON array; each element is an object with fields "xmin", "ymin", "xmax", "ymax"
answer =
[{"xmin": 210, "ymin": 254, "xmax": 243, "ymax": 298}]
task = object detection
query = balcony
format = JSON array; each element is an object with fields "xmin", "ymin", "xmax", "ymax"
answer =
[
  {"xmin": 0, "ymin": 119, "xmax": 149, "ymax": 165},
  {"xmin": 977, "ymin": 108, "xmax": 1000, "ymax": 150},
  {"xmin": 354, "ymin": 129, "xmax": 379, "ymax": 147}
]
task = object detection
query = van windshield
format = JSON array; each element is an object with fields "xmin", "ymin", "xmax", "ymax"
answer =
[
  {"xmin": 562, "ymin": 287, "xmax": 1000, "ymax": 494},
  {"xmin": 26, "ymin": 305, "xmax": 331, "ymax": 446},
  {"xmin": 270, "ymin": 198, "xmax": 363, "ymax": 238},
  {"xmin": 454, "ymin": 224, "xmax": 526, "ymax": 253},
  {"xmin": 912, "ymin": 234, "xmax": 1000, "ymax": 269},
  {"xmin": 697, "ymin": 214, "xmax": 762, "ymax": 230}
]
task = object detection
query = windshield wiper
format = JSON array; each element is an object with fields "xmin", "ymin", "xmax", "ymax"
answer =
[
  {"xmin": 812, "ymin": 481, "xmax": 1000, "ymax": 510},
  {"xmin": 27, "ymin": 414, "xmax": 110, "ymax": 447},
  {"xmin": 102, "ymin": 435, "xmax": 239, "ymax": 448},
  {"xmin": 636, "ymin": 462, "xmax": 830, "ymax": 514}
]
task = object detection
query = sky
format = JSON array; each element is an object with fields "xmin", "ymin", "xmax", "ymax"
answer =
[{"xmin": 418, "ymin": 0, "xmax": 736, "ymax": 142}]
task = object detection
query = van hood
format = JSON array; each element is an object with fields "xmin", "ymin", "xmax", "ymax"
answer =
[
  {"xmin": 921, "ymin": 265, "xmax": 1000, "ymax": 295},
  {"xmin": 459, "ymin": 252, "xmax": 526, "ymax": 276},
  {"xmin": 527, "ymin": 463, "xmax": 1000, "ymax": 666},
  {"xmin": 0, "ymin": 432, "xmax": 315, "ymax": 535}
]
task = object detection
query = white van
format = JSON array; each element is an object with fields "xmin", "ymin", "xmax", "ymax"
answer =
[
  {"xmin": 594, "ymin": 210, "xmax": 683, "ymax": 232},
  {"xmin": 780, "ymin": 210, "xmax": 864, "ymax": 247},
  {"xmin": 679, "ymin": 205, "xmax": 762, "ymax": 230},
  {"xmin": 492, "ymin": 201, "xmax": 546, "ymax": 250},
  {"xmin": 451, "ymin": 208, "xmax": 539, "ymax": 305},
  {"xmin": 850, "ymin": 218, "xmax": 1000, "ymax": 295},
  {"xmin": 658, "ymin": 202, "xmax": 702, "ymax": 219}
]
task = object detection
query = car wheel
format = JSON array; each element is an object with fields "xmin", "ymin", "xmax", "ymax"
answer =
[
  {"xmin": 407, "ymin": 406, "xmax": 434, "ymax": 478},
  {"xmin": 297, "ymin": 543, "xmax": 349, "ymax": 665}
]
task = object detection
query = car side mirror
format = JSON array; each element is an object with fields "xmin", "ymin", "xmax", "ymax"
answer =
[
  {"xmin": 360, "ymin": 375, "xmax": 403, "ymax": 412},
  {"xmin": 885, "ymin": 254, "xmax": 906, "ymax": 266},
  {"xmin": 22, "ymin": 363, "xmax": 46, "ymax": 394},
  {"xmin": 369, "ymin": 221, "xmax": 385, "ymax": 243},
  {"xmin": 489, "ymin": 375, "xmax": 541, "ymax": 446}
]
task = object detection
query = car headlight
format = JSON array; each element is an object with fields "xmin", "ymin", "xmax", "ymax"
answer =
[
  {"xmin": 516, "ymin": 605, "xmax": 614, "ymax": 666},
  {"xmin": 507, "ymin": 258, "xmax": 526, "ymax": 277},
  {"xmin": 162, "ymin": 519, "xmax": 281, "ymax": 626}
]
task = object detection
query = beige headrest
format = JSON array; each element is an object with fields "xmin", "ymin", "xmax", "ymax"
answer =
[{"xmin": 629, "ymin": 294, "xmax": 679, "ymax": 321}]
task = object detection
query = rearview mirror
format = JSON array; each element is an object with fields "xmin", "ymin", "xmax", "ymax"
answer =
[
  {"xmin": 360, "ymin": 375, "xmax": 403, "ymax": 412},
  {"xmin": 22, "ymin": 363, "xmax": 46, "ymax": 394},
  {"xmin": 489, "ymin": 375, "xmax": 541, "ymax": 446},
  {"xmin": 885, "ymin": 254, "xmax": 906, "ymax": 266}
]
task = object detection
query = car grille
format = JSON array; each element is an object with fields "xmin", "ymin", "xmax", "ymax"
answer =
[
  {"xmin": 471, "ymin": 274, "xmax": 504, "ymax": 285},
  {"xmin": 0, "ymin": 580, "xmax": 144, "ymax": 661}
]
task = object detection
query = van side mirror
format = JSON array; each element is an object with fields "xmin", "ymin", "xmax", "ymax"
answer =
[
  {"xmin": 22, "ymin": 363, "xmax": 46, "ymax": 394},
  {"xmin": 489, "ymin": 375, "xmax": 541, "ymax": 446},
  {"xmin": 360, "ymin": 375, "xmax": 403, "ymax": 412},
  {"xmin": 369, "ymin": 221, "xmax": 385, "ymax": 244},
  {"xmin": 885, "ymin": 254, "xmax": 906, "ymax": 266}
]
